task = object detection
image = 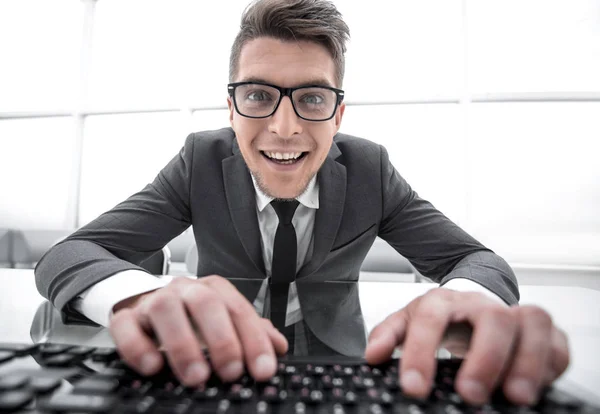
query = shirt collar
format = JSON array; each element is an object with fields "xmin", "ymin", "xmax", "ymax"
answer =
[{"xmin": 252, "ymin": 174, "xmax": 319, "ymax": 212}]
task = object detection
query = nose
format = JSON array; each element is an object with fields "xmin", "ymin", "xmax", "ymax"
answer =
[{"xmin": 268, "ymin": 96, "xmax": 303, "ymax": 138}]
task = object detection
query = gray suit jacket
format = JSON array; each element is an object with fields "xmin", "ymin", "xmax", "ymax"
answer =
[{"xmin": 35, "ymin": 128, "xmax": 519, "ymax": 355}]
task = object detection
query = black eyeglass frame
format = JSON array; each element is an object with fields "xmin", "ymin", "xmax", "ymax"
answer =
[{"xmin": 227, "ymin": 81, "xmax": 345, "ymax": 122}]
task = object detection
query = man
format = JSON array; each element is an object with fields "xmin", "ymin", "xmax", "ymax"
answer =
[{"xmin": 35, "ymin": 0, "xmax": 569, "ymax": 406}]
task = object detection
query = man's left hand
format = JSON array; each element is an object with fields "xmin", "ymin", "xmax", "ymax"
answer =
[{"xmin": 365, "ymin": 288, "xmax": 570, "ymax": 406}]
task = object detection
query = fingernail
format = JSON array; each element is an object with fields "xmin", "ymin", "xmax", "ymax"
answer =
[
  {"xmin": 402, "ymin": 369, "xmax": 426, "ymax": 393},
  {"xmin": 507, "ymin": 378, "xmax": 536, "ymax": 405},
  {"xmin": 461, "ymin": 379, "xmax": 487, "ymax": 403},
  {"xmin": 255, "ymin": 354, "xmax": 276, "ymax": 377},
  {"xmin": 140, "ymin": 354, "xmax": 161, "ymax": 375},
  {"xmin": 186, "ymin": 362, "xmax": 209, "ymax": 384},
  {"xmin": 222, "ymin": 360, "xmax": 243, "ymax": 380}
]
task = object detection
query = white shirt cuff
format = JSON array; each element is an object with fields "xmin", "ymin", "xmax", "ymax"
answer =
[
  {"xmin": 72, "ymin": 270, "xmax": 170, "ymax": 327},
  {"xmin": 441, "ymin": 278, "xmax": 507, "ymax": 306}
]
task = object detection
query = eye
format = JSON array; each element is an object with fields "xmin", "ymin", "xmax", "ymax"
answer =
[
  {"xmin": 299, "ymin": 94, "xmax": 324, "ymax": 105},
  {"xmin": 246, "ymin": 90, "xmax": 273, "ymax": 102}
]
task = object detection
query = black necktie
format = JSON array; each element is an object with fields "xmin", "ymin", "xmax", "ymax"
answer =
[{"xmin": 270, "ymin": 200, "xmax": 300, "ymax": 348}]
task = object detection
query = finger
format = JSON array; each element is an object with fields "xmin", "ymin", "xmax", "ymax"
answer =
[
  {"xmin": 261, "ymin": 318, "xmax": 289, "ymax": 355},
  {"xmin": 109, "ymin": 308, "xmax": 164, "ymax": 376},
  {"xmin": 364, "ymin": 311, "xmax": 408, "ymax": 365},
  {"xmin": 552, "ymin": 328, "xmax": 570, "ymax": 377},
  {"xmin": 503, "ymin": 306, "xmax": 553, "ymax": 405},
  {"xmin": 545, "ymin": 327, "xmax": 570, "ymax": 385},
  {"xmin": 146, "ymin": 290, "xmax": 210, "ymax": 387},
  {"xmin": 180, "ymin": 284, "xmax": 244, "ymax": 382},
  {"xmin": 205, "ymin": 277, "xmax": 278, "ymax": 381},
  {"xmin": 400, "ymin": 292, "xmax": 453, "ymax": 399},
  {"xmin": 455, "ymin": 306, "xmax": 518, "ymax": 405}
]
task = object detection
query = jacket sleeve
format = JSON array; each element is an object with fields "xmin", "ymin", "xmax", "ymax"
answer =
[
  {"xmin": 376, "ymin": 145, "xmax": 519, "ymax": 305},
  {"xmin": 35, "ymin": 133, "xmax": 196, "ymax": 316}
]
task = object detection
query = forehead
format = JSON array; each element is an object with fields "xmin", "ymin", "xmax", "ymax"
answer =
[{"xmin": 236, "ymin": 37, "xmax": 337, "ymax": 87}]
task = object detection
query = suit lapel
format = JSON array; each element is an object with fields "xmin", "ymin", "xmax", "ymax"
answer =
[
  {"xmin": 222, "ymin": 140, "xmax": 266, "ymax": 275},
  {"xmin": 297, "ymin": 143, "xmax": 346, "ymax": 279}
]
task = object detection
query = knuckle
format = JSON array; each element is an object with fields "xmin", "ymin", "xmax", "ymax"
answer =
[
  {"xmin": 202, "ymin": 275, "xmax": 228, "ymax": 287},
  {"xmin": 228, "ymin": 299, "xmax": 253, "ymax": 319},
  {"xmin": 413, "ymin": 305, "xmax": 446, "ymax": 323},
  {"xmin": 117, "ymin": 339, "xmax": 146, "ymax": 364},
  {"xmin": 183, "ymin": 285, "xmax": 219, "ymax": 308},
  {"xmin": 262, "ymin": 318, "xmax": 275, "ymax": 329},
  {"xmin": 170, "ymin": 276, "xmax": 191, "ymax": 287},
  {"xmin": 484, "ymin": 306, "xmax": 515, "ymax": 328},
  {"xmin": 147, "ymin": 291, "xmax": 178, "ymax": 313},
  {"xmin": 109, "ymin": 308, "xmax": 132, "ymax": 326},
  {"xmin": 209, "ymin": 341, "xmax": 242, "ymax": 369},
  {"xmin": 520, "ymin": 306, "xmax": 553, "ymax": 328},
  {"xmin": 165, "ymin": 340, "xmax": 196, "ymax": 362},
  {"xmin": 428, "ymin": 287, "xmax": 454, "ymax": 301}
]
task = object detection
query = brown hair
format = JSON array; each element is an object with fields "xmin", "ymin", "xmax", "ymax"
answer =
[{"xmin": 229, "ymin": 0, "xmax": 350, "ymax": 87}]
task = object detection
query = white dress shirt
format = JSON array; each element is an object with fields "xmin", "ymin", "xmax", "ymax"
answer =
[{"xmin": 73, "ymin": 175, "xmax": 504, "ymax": 327}]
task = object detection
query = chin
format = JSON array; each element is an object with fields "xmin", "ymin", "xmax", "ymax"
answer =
[
  {"xmin": 258, "ymin": 178, "xmax": 306, "ymax": 200},
  {"xmin": 266, "ymin": 186, "xmax": 303, "ymax": 200}
]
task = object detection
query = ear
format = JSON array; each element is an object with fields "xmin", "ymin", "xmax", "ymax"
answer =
[
  {"xmin": 333, "ymin": 102, "xmax": 345, "ymax": 133},
  {"xmin": 227, "ymin": 96, "xmax": 235, "ymax": 127}
]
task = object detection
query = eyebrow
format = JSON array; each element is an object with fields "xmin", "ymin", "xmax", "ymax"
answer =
[{"xmin": 238, "ymin": 76, "xmax": 336, "ymax": 89}]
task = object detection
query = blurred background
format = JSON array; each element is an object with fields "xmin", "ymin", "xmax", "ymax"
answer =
[{"xmin": 1, "ymin": 0, "xmax": 599, "ymax": 288}]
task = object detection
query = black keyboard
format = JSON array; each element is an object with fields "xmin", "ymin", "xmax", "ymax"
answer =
[{"xmin": 0, "ymin": 342, "xmax": 596, "ymax": 413}]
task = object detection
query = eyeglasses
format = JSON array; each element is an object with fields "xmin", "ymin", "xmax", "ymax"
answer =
[{"xmin": 227, "ymin": 81, "xmax": 344, "ymax": 122}]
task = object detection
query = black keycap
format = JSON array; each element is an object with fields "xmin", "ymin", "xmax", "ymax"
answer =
[
  {"xmin": 38, "ymin": 343, "xmax": 73, "ymax": 355},
  {"xmin": 0, "ymin": 390, "xmax": 34, "ymax": 411},
  {"xmin": 544, "ymin": 388, "xmax": 584, "ymax": 410},
  {"xmin": 29, "ymin": 376, "xmax": 62, "ymax": 394},
  {"xmin": 0, "ymin": 343, "xmax": 37, "ymax": 356},
  {"xmin": 41, "ymin": 393, "xmax": 116, "ymax": 412},
  {"xmin": 0, "ymin": 350, "xmax": 15, "ymax": 363},
  {"xmin": 152, "ymin": 398, "xmax": 193, "ymax": 414},
  {"xmin": 120, "ymin": 396, "xmax": 156, "ymax": 413},
  {"xmin": 73, "ymin": 377, "xmax": 120, "ymax": 394},
  {"xmin": 0, "ymin": 375, "xmax": 29, "ymax": 390},
  {"xmin": 43, "ymin": 353, "xmax": 79, "ymax": 367},
  {"xmin": 68, "ymin": 345, "xmax": 96, "ymax": 356},
  {"xmin": 91, "ymin": 347, "xmax": 119, "ymax": 362},
  {"xmin": 383, "ymin": 376, "xmax": 400, "ymax": 391}
]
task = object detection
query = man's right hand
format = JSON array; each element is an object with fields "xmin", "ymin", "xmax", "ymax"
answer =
[{"xmin": 108, "ymin": 276, "xmax": 288, "ymax": 387}]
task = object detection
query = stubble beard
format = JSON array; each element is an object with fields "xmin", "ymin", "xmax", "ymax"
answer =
[{"xmin": 252, "ymin": 168, "xmax": 316, "ymax": 201}]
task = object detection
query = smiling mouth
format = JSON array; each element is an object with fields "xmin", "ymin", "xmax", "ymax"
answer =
[{"xmin": 260, "ymin": 151, "xmax": 308, "ymax": 165}]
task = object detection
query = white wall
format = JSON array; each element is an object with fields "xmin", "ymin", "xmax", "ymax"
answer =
[{"xmin": 1, "ymin": 0, "xmax": 599, "ymax": 273}]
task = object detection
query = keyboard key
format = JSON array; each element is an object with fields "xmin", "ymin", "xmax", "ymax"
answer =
[
  {"xmin": 0, "ymin": 350, "xmax": 15, "ymax": 364},
  {"xmin": 120, "ymin": 396, "xmax": 156, "ymax": 413},
  {"xmin": 91, "ymin": 347, "xmax": 119, "ymax": 362},
  {"xmin": 0, "ymin": 343, "xmax": 37, "ymax": 356},
  {"xmin": 43, "ymin": 353, "xmax": 80, "ymax": 367},
  {"xmin": 152, "ymin": 398, "xmax": 193, "ymax": 414},
  {"xmin": 544, "ymin": 388, "xmax": 584, "ymax": 410},
  {"xmin": 73, "ymin": 377, "xmax": 120, "ymax": 394},
  {"xmin": 38, "ymin": 343, "xmax": 73, "ymax": 355},
  {"xmin": 0, "ymin": 341, "xmax": 593, "ymax": 414},
  {"xmin": 41, "ymin": 393, "xmax": 117, "ymax": 412},
  {"xmin": 29, "ymin": 376, "xmax": 62, "ymax": 394},
  {"xmin": 255, "ymin": 400, "xmax": 270, "ymax": 414},
  {"xmin": 0, "ymin": 375, "xmax": 29, "ymax": 390},
  {"xmin": 0, "ymin": 390, "xmax": 34, "ymax": 411},
  {"xmin": 68, "ymin": 345, "xmax": 95, "ymax": 356}
]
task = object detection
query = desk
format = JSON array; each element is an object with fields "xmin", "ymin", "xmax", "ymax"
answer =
[{"xmin": 1, "ymin": 269, "xmax": 599, "ymax": 406}]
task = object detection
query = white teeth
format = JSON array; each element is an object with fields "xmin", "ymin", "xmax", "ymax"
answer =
[{"xmin": 264, "ymin": 151, "xmax": 302, "ymax": 160}]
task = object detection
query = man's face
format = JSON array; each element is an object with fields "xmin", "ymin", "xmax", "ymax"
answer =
[{"xmin": 228, "ymin": 37, "xmax": 345, "ymax": 199}]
